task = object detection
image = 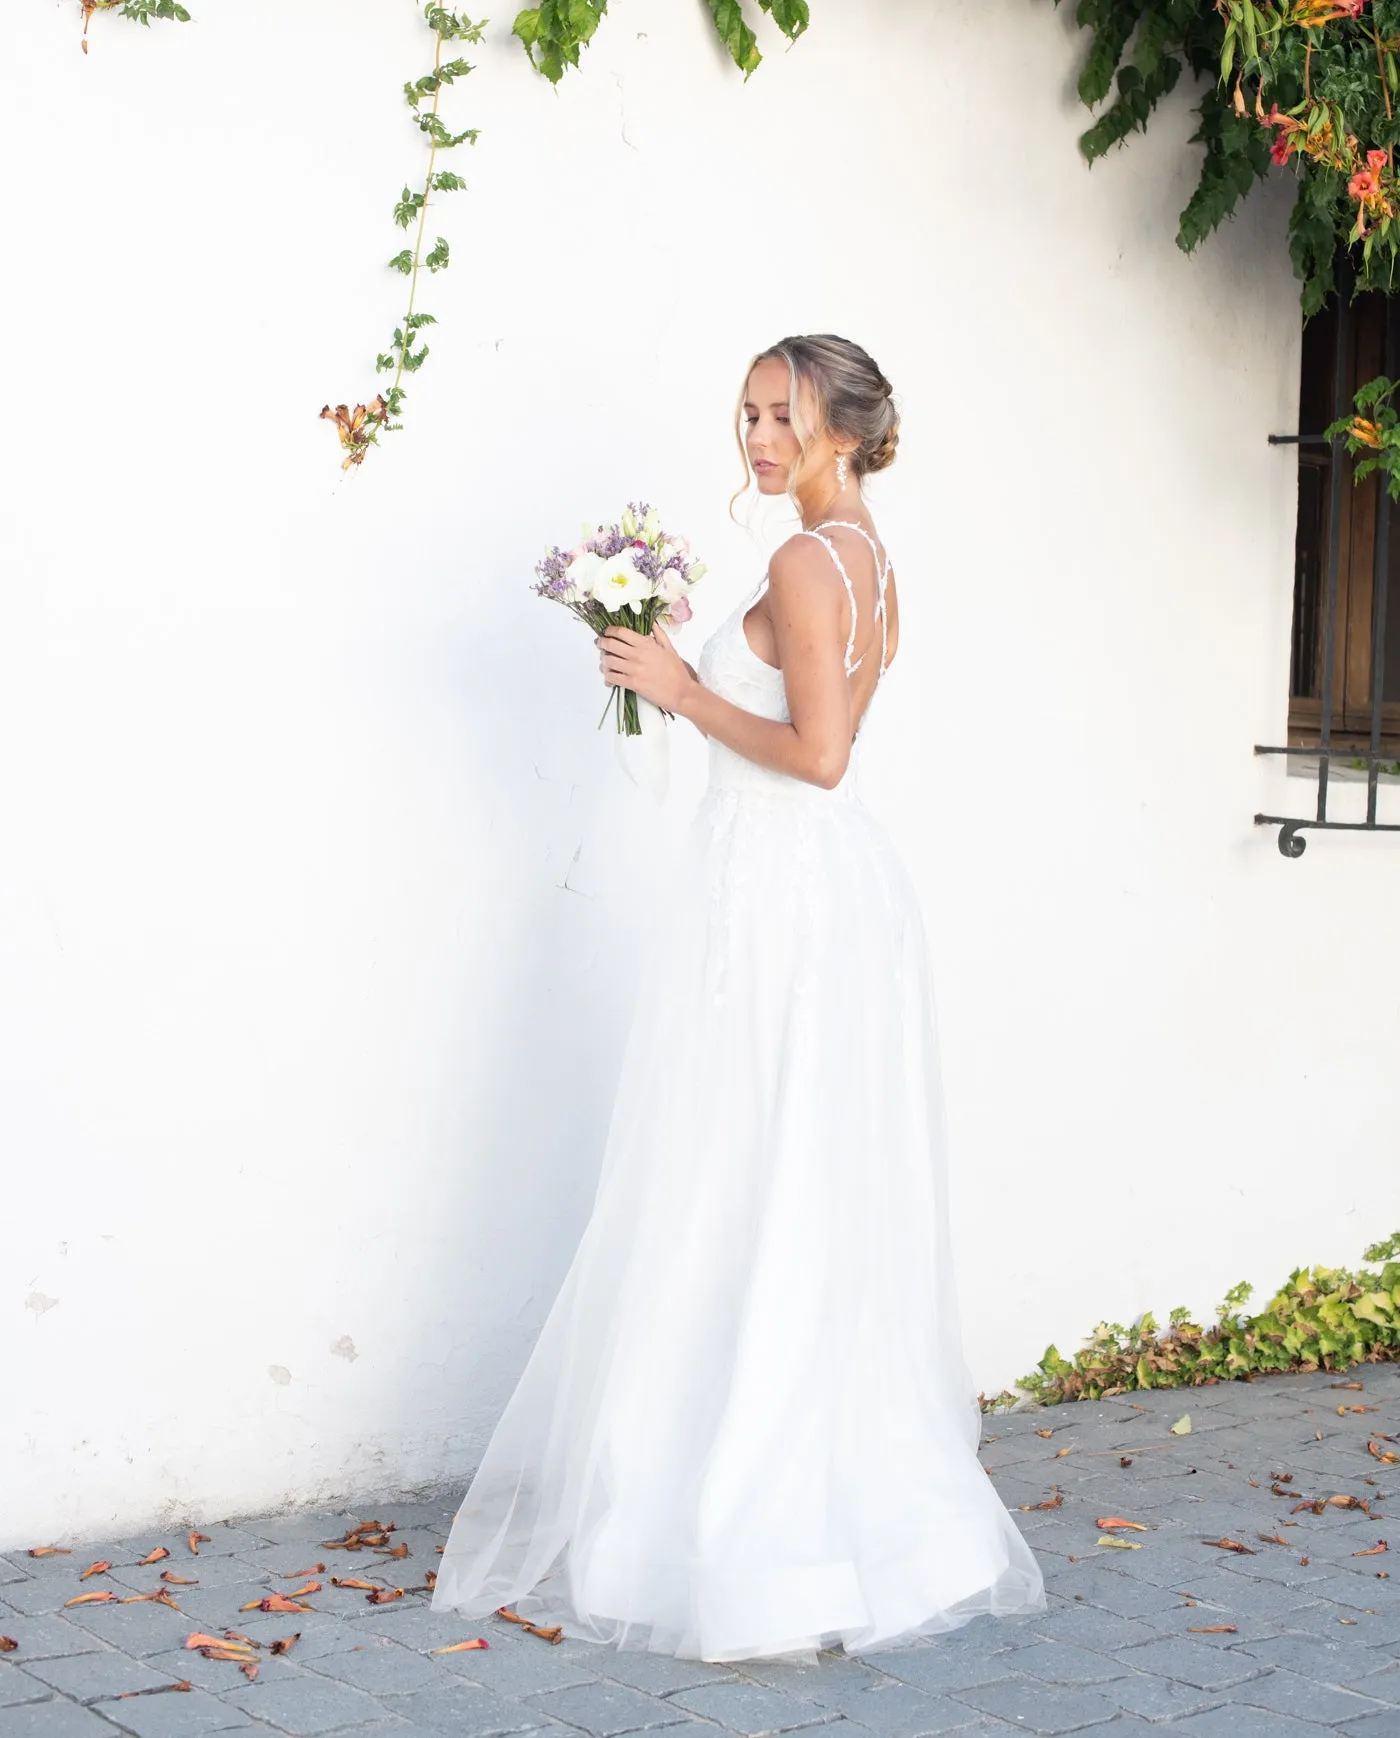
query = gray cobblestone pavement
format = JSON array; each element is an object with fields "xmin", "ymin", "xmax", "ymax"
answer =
[{"xmin": 4, "ymin": 1365, "xmax": 1399, "ymax": 1736}]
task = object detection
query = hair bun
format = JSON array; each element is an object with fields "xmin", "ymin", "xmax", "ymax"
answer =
[{"xmin": 865, "ymin": 419, "xmax": 899, "ymax": 474}]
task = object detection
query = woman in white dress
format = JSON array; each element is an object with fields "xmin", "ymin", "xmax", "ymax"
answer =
[{"xmin": 431, "ymin": 334, "xmax": 1046, "ymax": 1663}]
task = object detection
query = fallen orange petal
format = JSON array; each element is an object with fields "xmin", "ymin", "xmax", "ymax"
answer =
[
  {"xmin": 27, "ymin": 1547, "xmax": 71, "ymax": 1558},
  {"xmin": 1354, "ymin": 1541, "xmax": 1390, "ymax": 1557},
  {"xmin": 331, "ymin": 1578, "xmax": 380, "ymax": 1591},
  {"xmin": 366, "ymin": 1588, "xmax": 404, "ymax": 1604},
  {"xmin": 78, "ymin": 1561, "xmax": 112, "ymax": 1581},
  {"xmin": 64, "ymin": 1592, "xmax": 117, "ymax": 1606},
  {"xmin": 160, "ymin": 1572, "xmax": 198, "ymax": 1585},
  {"xmin": 267, "ymin": 1633, "xmax": 302, "ymax": 1655},
  {"xmin": 187, "ymin": 1532, "xmax": 211, "ymax": 1556},
  {"xmin": 0, "ymin": 1637, "xmax": 17, "ymax": 1653},
  {"xmin": 1095, "ymin": 1518, "xmax": 1149, "ymax": 1531},
  {"xmin": 1187, "ymin": 1624, "xmax": 1237, "ymax": 1633},
  {"xmin": 138, "ymin": 1548, "xmax": 171, "ymax": 1566},
  {"xmin": 429, "ymin": 1638, "xmax": 490, "ymax": 1653}
]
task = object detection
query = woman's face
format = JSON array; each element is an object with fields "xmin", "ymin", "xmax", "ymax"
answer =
[{"xmin": 743, "ymin": 358, "xmax": 838, "ymax": 497}]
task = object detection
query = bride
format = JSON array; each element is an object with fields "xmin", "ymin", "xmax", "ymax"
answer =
[{"xmin": 431, "ymin": 334, "xmax": 1046, "ymax": 1663}]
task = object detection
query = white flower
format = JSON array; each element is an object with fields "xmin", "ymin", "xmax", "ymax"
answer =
[
  {"xmin": 563, "ymin": 549, "xmax": 605, "ymax": 602},
  {"xmin": 588, "ymin": 551, "xmax": 652, "ymax": 611},
  {"xmin": 641, "ymin": 506, "xmax": 661, "ymax": 543},
  {"xmin": 621, "ymin": 507, "xmax": 639, "ymax": 539}
]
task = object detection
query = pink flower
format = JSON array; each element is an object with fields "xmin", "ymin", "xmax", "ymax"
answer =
[
  {"xmin": 662, "ymin": 595, "xmax": 693, "ymax": 626},
  {"xmin": 1368, "ymin": 149, "xmax": 1390, "ymax": 172},
  {"xmin": 1350, "ymin": 168, "xmax": 1380, "ymax": 202},
  {"xmin": 1271, "ymin": 136, "xmax": 1292, "ymax": 166}
]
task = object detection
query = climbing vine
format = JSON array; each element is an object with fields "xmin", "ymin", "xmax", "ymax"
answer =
[
  {"xmin": 321, "ymin": 4, "xmax": 482, "ymax": 470},
  {"xmin": 1060, "ymin": 0, "xmax": 1400, "ymax": 493},
  {"xmin": 78, "ymin": 0, "xmax": 189, "ymax": 55}
]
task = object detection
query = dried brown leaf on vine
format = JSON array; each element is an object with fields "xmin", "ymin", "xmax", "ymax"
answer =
[
  {"xmin": 137, "ymin": 1548, "xmax": 170, "ymax": 1566},
  {"xmin": 1354, "ymin": 1540, "xmax": 1390, "ymax": 1556},
  {"xmin": 78, "ymin": 1561, "xmax": 112, "ymax": 1581},
  {"xmin": 1202, "ymin": 1537, "xmax": 1256, "ymax": 1554},
  {"xmin": 320, "ymin": 401, "xmax": 387, "ymax": 469}
]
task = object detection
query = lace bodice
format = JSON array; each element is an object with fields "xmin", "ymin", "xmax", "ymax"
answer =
[{"xmin": 696, "ymin": 521, "xmax": 891, "ymax": 801}]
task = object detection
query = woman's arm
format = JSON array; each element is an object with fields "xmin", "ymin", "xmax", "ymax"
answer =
[{"xmin": 598, "ymin": 537, "xmax": 854, "ymax": 790}]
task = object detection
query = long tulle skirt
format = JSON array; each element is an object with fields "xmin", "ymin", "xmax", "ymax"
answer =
[{"xmin": 430, "ymin": 776, "xmax": 1045, "ymax": 1661}]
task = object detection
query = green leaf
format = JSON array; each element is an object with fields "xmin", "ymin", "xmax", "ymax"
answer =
[{"xmin": 704, "ymin": 0, "xmax": 762, "ymax": 76}]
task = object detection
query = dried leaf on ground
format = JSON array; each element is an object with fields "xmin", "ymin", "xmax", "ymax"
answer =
[
  {"xmin": 1018, "ymin": 1490, "xmax": 1064, "ymax": 1511},
  {"xmin": 1170, "ymin": 1414, "xmax": 1192, "ymax": 1435},
  {"xmin": 1187, "ymin": 1624, "xmax": 1238, "ymax": 1632},
  {"xmin": 268, "ymin": 1634, "xmax": 301, "ymax": 1655},
  {"xmin": 1202, "ymin": 1537, "xmax": 1256, "ymax": 1554},
  {"xmin": 0, "ymin": 1637, "xmax": 17, "ymax": 1653},
  {"xmin": 1097, "ymin": 1535, "xmax": 1142, "ymax": 1549},
  {"xmin": 118, "ymin": 1681, "xmax": 192, "ymax": 1698}
]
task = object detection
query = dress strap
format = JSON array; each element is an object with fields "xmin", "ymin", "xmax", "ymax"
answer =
[
  {"xmin": 806, "ymin": 521, "xmax": 891, "ymax": 677},
  {"xmin": 794, "ymin": 527, "xmax": 860, "ymax": 675}
]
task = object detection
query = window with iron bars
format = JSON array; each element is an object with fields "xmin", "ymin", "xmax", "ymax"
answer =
[{"xmin": 1256, "ymin": 254, "xmax": 1400, "ymax": 855}]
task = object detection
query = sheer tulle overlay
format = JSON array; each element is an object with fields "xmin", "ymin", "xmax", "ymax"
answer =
[{"xmin": 432, "ymin": 547, "xmax": 1046, "ymax": 1662}]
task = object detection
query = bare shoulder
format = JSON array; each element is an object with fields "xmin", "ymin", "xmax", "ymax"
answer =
[{"xmin": 766, "ymin": 532, "xmax": 846, "ymax": 613}]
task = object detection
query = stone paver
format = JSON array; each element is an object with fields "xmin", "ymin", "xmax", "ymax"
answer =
[{"xmin": 0, "ymin": 1362, "xmax": 1396, "ymax": 1736}]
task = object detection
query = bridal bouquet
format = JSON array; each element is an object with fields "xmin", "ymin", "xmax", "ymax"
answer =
[{"xmin": 533, "ymin": 503, "xmax": 706, "ymax": 737}]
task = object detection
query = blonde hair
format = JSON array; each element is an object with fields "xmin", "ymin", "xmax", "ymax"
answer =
[{"xmin": 731, "ymin": 333, "xmax": 899, "ymax": 515}]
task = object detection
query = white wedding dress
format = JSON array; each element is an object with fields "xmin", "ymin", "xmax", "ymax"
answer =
[{"xmin": 431, "ymin": 522, "xmax": 1046, "ymax": 1662}]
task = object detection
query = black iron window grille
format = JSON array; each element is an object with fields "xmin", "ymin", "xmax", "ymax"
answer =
[{"xmin": 1256, "ymin": 251, "xmax": 1400, "ymax": 857}]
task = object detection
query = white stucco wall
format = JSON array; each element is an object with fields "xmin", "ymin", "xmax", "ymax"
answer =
[{"xmin": 3, "ymin": 0, "xmax": 1397, "ymax": 1547}]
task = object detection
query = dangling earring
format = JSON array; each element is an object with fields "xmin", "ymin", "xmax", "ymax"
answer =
[{"xmin": 835, "ymin": 452, "xmax": 849, "ymax": 490}]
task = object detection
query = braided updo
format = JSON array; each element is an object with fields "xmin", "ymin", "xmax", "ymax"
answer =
[{"xmin": 745, "ymin": 333, "xmax": 900, "ymax": 480}]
